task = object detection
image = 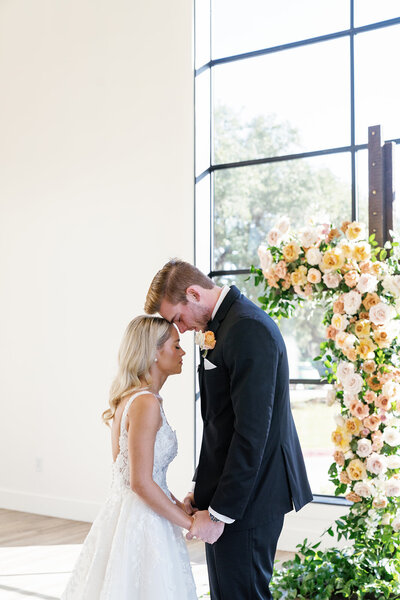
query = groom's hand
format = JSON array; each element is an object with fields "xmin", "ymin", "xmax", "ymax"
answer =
[
  {"xmin": 183, "ymin": 492, "xmax": 198, "ymax": 516},
  {"xmin": 186, "ymin": 510, "xmax": 224, "ymax": 544}
]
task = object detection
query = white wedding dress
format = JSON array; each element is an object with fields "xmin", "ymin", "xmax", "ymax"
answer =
[{"xmin": 61, "ymin": 391, "xmax": 197, "ymax": 599}]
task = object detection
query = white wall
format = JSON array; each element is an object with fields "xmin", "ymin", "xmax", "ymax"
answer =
[{"xmin": 0, "ymin": 0, "xmax": 194, "ymax": 521}]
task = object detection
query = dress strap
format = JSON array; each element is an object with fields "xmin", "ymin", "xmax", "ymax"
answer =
[{"xmin": 120, "ymin": 390, "xmax": 154, "ymax": 437}]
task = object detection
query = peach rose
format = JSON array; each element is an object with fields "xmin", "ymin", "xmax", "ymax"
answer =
[
  {"xmin": 346, "ymin": 221, "xmax": 365, "ymax": 241},
  {"xmin": 349, "ymin": 400, "xmax": 370, "ymax": 419},
  {"xmin": 346, "ymin": 492, "xmax": 362, "ymax": 503},
  {"xmin": 353, "ymin": 242, "xmax": 371, "ymax": 262},
  {"xmin": 327, "ymin": 228, "xmax": 341, "ymax": 242},
  {"xmin": 333, "ymin": 298, "xmax": 345, "ymax": 314},
  {"xmin": 341, "ymin": 221, "xmax": 351, "ymax": 234},
  {"xmin": 323, "ymin": 271, "xmax": 342, "ymax": 289},
  {"xmin": 267, "ymin": 228, "xmax": 281, "ymax": 246},
  {"xmin": 204, "ymin": 331, "xmax": 216, "ymax": 350},
  {"xmin": 363, "ymin": 414, "xmax": 381, "ymax": 431},
  {"xmin": 340, "ymin": 470, "xmax": 351, "ymax": 484},
  {"xmin": 363, "ymin": 389, "xmax": 377, "ymax": 404},
  {"xmin": 275, "ymin": 260, "xmax": 288, "ymax": 279},
  {"xmin": 321, "ymin": 248, "xmax": 345, "ymax": 272},
  {"xmin": 373, "ymin": 328, "xmax": 392, "ymax": 349},
  {"xmin": 366, "ymin": 452, "xmax": 388, "ymax": 475},
  {"xmin": 363, "ymin": 361, "xmax": 376, "ymax": 375},
  {"xmin": 356, "ymin": 338, "xmax": 377, "ymax": 360},
  {"xmin": 282, "ymin": 242, "xmax": 301, "ymax": 263},
  {"xmin": 307, "ymin": 267, "xmax": 321, "ymax": 284},
  {"xmin": 281, "ymin": 274, "xmax": 291, "ymax": 290},
  {"xmin": 367, "ymin": 375, "xmax": 382, "ymax": 392},
  {"xmin": 258, "ymin": 245, "xmax": 273, "ymax": 271},
  {"xmin": 333, "ymin": 450, "xmax": 345, "ymax": 466},
  {"xmin": 326, "ymin": 325, "xmax": 337, "ymax": 340},
  {"xmin": 290, "ymin": 266, "xmax": 308, "ymax": 286},
  {"xmin": 362, "ymin": 292, "xmax": 380, "ymax": 310},
  {"xmin": 354, "ymin": 319, "xmax": 371, "ymax": 338},
  {"xmin": 344, "ymin": 348, "xmax": 357, "ymax": 362},
  {"xmin": 332, "ymin": 427, "xmax": 352, "ymax": 451},
  {"xmin": 344, "ymin": 270, "xmax": 359, "ymax": 288},
  {"xmin": 345, "ymin": 417, "xmax": 363, "ymax": 436},
  {"xmin": 347, "ymin": 458, "xmax": 367, "ymax": 480}
]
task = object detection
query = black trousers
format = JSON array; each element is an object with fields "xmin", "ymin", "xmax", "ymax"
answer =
[{"xmin": 205, "ymin": 514, "xmax": 284, "ymax": 600}]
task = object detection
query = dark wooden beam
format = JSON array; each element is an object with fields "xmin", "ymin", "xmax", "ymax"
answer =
[{"xmin": 368, "ymin": 125, "xmax": 385, "ymax": 246}]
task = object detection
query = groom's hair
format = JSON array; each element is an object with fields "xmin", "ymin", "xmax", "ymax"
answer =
[{"xmin": 145, "ymin": 259, "xmax": 214, "ymax": 313}]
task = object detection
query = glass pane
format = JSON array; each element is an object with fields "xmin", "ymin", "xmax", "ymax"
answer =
[
  {"xmin": 195, "ymin": 69, "xmax": 211, "ymax": 177},
  {"xmin": 195, "ymin": 175, "xmax": 212, "ymax": 274},
  {"xmin": 213, "ymin": 153, "xmax": 352, "ymax": 271},
  {"xmin": 356, "ymin": 148, "xmax": 368, "ymax": 227},
  {"xmin": 355, "ymin": 0, "xmax": 400, "ymax": 27},
  {"xmin": 212, "ymin": 0, "xmax": 349, "ymax": 59},
  {"xmin": 355, "ymin": 25, "xmax": 400, "ymax": 145},
  {"xmin": 291, "ymin": 384, "xmax": 337, "ymax": 496},
  {"xmin": 213, "ymin": 38, "xmax": 350, "ymax": 163},
  {"xmin": 195, "ymin": 0, "xmax": 211, "ymax": 68}
]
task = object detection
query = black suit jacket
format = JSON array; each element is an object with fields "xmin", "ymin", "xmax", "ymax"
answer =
[{"xmin": 194, "ymin": 285, "xmax": 313, "ymax": 531}]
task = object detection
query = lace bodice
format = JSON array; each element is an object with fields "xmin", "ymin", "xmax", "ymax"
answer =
[{"xmin": 112, "ymin": 391, "xmax": 178, "ymax": 497}]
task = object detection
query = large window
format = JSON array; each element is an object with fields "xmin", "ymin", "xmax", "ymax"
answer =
[{"xmin": 195, "ymin": 1, "xmax": 400, "ymax": 498}]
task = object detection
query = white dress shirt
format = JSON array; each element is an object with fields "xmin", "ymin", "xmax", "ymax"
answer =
[{"xmin": 194, "ymin": 285, "xmax": 235, "ymax": 524}]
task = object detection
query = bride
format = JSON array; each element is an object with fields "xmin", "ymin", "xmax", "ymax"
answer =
[{"xmin": 61, "ymin": 315, "xmax": 197, "ymax": 599}]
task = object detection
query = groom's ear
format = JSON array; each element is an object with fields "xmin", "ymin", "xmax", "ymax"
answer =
[{"xmin": 185, "ymin": 286, "xmax": 201, "ymax": 303}]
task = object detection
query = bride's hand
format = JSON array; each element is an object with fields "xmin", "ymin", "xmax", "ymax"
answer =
[{"xmin": 183, "ymin": 492, "xmax": 198, "ymax": 515}]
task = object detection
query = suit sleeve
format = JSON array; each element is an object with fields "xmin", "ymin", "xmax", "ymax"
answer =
[{"xmin": 209, "ymin": 318, "xmax": 280, "ymax": 520}]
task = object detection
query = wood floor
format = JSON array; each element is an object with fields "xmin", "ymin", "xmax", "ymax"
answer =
[{"xmin": 0, "ymin": 508, "xmax": 294, "ymax": 599}]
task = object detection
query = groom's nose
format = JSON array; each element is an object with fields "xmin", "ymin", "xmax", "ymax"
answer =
[{"xmin": 176, "ymin": 322, "xmax": 188, "ymax": 333}]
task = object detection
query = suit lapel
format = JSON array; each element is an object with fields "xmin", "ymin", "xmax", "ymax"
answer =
[{"xmin": 206, "ymin": 285, "xmax": 241, "ymax": 335}]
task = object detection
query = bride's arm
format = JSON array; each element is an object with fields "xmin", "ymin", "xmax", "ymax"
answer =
[{"xmin": 127, "ymin": 394, "xmax": 193, "ymax": 530}]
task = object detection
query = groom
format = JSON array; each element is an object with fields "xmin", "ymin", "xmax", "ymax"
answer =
[{"xmin": 145, "ymin": 259, "xmax": 313, "ymax": 600}]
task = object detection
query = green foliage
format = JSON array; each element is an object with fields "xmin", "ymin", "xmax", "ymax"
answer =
[{"xmin": 271, "ymin": 534, "xmax": 400, "ymax": 599}]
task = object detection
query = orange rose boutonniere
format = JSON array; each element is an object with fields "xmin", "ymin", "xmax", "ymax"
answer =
[{"xmin": 195, "ymin": 330, "xmax": 216, "ymax": 357}]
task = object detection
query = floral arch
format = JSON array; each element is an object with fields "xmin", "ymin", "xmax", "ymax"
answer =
[{"xmin": 252, "ymin": 219, "xmax": 400, "ymax": 599}]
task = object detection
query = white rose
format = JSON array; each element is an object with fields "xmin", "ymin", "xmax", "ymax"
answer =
[
  {"xmin": 385, "ymin": 478, "xmax": 400, "ymax": 497},
  {"xmin": 356, "ymin": 438, "xmax": 373, "ymax": 458},
  {"xmin": 343, "ymin": 290, "xmax": 362, "ymax": 315},
  {"xmin": 334, "ymin": 414, "xmax": 345, "ymax": 427},
  {"xmin": 356, "ymin": 274, "xmax": 378, "ymax": 294},
  {"xmin": 331, "ymin": 313, "xmax": 348, "ymax": 331},
  {"xmin": 382, "ymin": 427, "xmax": 400, "ymax": 447},
  {"xmin": 305, "ymin": 247, "xmax": 322, "ymax": 266},
  {"xmin": 387, "ymin": 455, "xmax": 400, "ymax": 469},
  {"xmin": 366, "ymin": 452, "xmax": 388, "ymax": 475},
  {"xmin": 382, "ymin": 381, "xmax": 400, "ymax": 400},
  {"xmin": 194, "ymin": 331, "xmax": 205, "ymax": 347},
  {"xmin": 353, "ymin": 481, "xmax": 373, "ymax": 498},
  {"xmin": 382, "ymin": 275, "xmax": 400, "ymax": 298},
  {"xmin": 337, "ymin": 361, "xmax": 355, "ymax": 385},
  {"xmin": 276, "ymin": 217, "xmax": 290, "ymax": 235},
  {"xmin": 257, "ymin": 245, "xmax": 273, "ymax": 271},
  {"xmin": 342, "ymin": 372, "xmax": 363, "ymax": 395},
  {"xmin": 323, "ymin": 272, "xmax": 342, "ymax": 289},
  {"xmin": 369, "ymin": 301, "xmax": 396, "ymax": 326},
  {"xmin": 326, "ymin": 389, "xmax": 337, "ymax": 406},
  {"xmin": 392, "ymin": 517, "xmax": 400, "ymax": 532},
  {"xmin": 300, "ymin": 228, "xmax": 319, "ymax": 248},
  {"xmin": 382, "ymin": 513, "xmax": 391, "ymax": 525},
  {"xmin": 267, "ymin": 228, "xmax": 281, "ymax": 247},
  {"xmin": 344, "ymin": 450, "xmax": 355, "ymax": 460}
]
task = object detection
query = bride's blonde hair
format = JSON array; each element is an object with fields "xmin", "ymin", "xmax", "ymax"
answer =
[{"xmin": 102, "ymin": 315, "xmax": 172, "ymax": 426}]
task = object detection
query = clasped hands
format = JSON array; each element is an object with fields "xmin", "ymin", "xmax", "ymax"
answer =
[{"xmin": 182, "ymin": 492, "xmax": 224, "ymax": 545}]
